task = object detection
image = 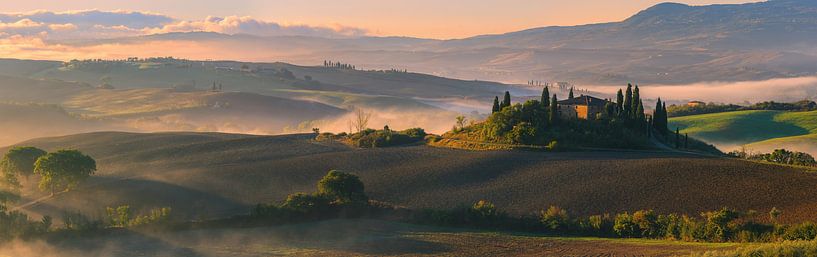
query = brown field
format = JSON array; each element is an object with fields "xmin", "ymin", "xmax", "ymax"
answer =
[
  {"xmin": 5, "ymin": 131, "xmax": 817, "ymax": 223},
  {"xmin": 0, "ymin": 219, "xmax": 738, "ymax": 257}
]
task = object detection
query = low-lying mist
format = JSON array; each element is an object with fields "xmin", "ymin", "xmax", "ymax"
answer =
[{"xmin": 585, "ymin": 76, "xmax": 817, "ymax": 104}]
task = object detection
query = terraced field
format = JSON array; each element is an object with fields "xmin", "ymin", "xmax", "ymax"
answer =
[
  {"xmin": 669, "ymin": 110, "xmax": 817, "ymax": 154},
  {"xmin": 6, "ymin": 131, "xmax": 817, "ymax": 224}
]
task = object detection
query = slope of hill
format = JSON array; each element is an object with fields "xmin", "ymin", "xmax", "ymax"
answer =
[
  {"xmin": 64, "ymin": 0, "xmax": 817, "ymax": 84},
  {"xmin": 669, "ymin": 110, "xmax": 817, "ymax": 154},
  {"xmin": 6, "ymin": 131, "xmax": 817, "ymax": 224}
]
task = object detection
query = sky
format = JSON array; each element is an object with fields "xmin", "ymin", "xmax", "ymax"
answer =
[{"xmin": 1, "ymin": 0, "xmax": 760, "ymax": 39}]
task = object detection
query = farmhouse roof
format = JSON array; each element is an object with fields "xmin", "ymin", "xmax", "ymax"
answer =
[{"xmin": 557, "ymin": 95, "xmax": 610, "ymax": 107}]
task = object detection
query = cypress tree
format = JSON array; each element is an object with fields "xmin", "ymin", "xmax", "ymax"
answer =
[
  {"xmin": 616, "ymin": 89, "xmax": 624, "ymax": 115},
  {"xmin": 653, "ymin": 98, "xmax": 664, "ymax": 132},
  {"xmin": 684, "ymin": 133, "xmax": 689, "ymax": 149},
  {"xmin": 568, "ymin": 87, "xmax": 574, "ymax": 99},
  {"xmin": 549, "ymin": 94, "xmax": 558, "ymax": 125},
  {"xmin": 624, "ymin": 84, "xmax": 633, "ymax": 117},
  {"xmin": 636, "ymin": 100, "xmax": 645, "ymax": 123},
  {"xmin": 492, "ymin": 96, "xmax": 500, "ymax": 113},
  {"xmin": 663, "ymin": 102, "xmax": 668, "ymax": 134},
  {"xmin": 631, "ymin": 85, "xmax": 641, "ymax": 118},
  {"xmin": 501, "ymin": 91, "xmax": 511, "ymax": 109},
  {"xmin": 541, "ymin": 86, "xmax": 550, "ymax": 107}
]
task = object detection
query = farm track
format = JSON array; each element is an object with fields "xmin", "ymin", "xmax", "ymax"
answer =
[{"xmin": 5, "ymin": 131, "xmax": 817, "ymax": 223}]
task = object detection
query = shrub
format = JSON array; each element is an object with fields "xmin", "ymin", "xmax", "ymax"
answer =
[
  {"xmin": 614, "ymin": 212, "xmax": 639, "ymax": 237},
  {"xmin": 317, "ymin": 170, "xmax": 368, "ymax": 205},
  {"xmin": 540, "ymin": 206, "xmax": 570, "ymax": 232},
  {"xmin": 282, "ymin": 193, "xmax": 331, "ymax": 214},
  {"xmin": 783, "ymin": 222, "xmax": 817, "ymax": 241}
]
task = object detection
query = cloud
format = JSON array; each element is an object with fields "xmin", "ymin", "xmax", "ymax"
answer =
[
  {"xmin": 146, "ymin": 16, "xmax": 368, "ymax": 38},
  {"xmin": 0, "ymin": 10, "xmax": 368, "ymax": 41}
]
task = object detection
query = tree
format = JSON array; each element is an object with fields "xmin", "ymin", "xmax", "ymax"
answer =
[
  {"xmin": 33, "ymin": 150, "xmax": 96, "ymax": 195},
  {"xmin": 492, "ymin": 96, "xmax": 500, "ymax": 113},
  {"xmin": 1, "ymin": 147, "xmax": 47, "ymax": 183},
  {"xmin": 541, "ymin": 86, "xmax": 550, "ymax": 108},
  {"xmin": 636, "ymin": 100, "xmax": 645, "ymax": 123},
  {"xmin": 568, "ymin": 87, "xmax": 574, "ymax": 99},
  {"xmin": 317, "ymin": 170, "xmax": 368, "ymax": 205},
  {"xmin": 684, "ymin": 133, "xmax": 689, "ymax": 149},
  {"xmin": 501, "ymin": 91, "xmax": 512, "ymax": 109},
  {"xmin": 455, "ymin": 115, "xmax": 467, "ymax": 131},
  {"xmin": 653, "ymin": 98, "xmax": 666, "ymax": 134},
  {"xmin": 549, "ymin": 94, "xmax": 558, "ymax": 125},
  {"xmin": 631, "ymin": 85, "xmax": 641, "ymax": 118},
  {"xmin": 351, "ymin": 109, "xmax": 372, "ymax": 133},
  {"xmin": 616, "ymin": 89, "xmax": 624, "ymax": 114},
  {"xmin": 624, "ymin": 84, "xmax": 633, "ymax": 117}
]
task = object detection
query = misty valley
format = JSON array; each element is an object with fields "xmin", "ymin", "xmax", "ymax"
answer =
[{"xmin": 2, "ymin": 0, "xmax": 817, "ymax": 256}]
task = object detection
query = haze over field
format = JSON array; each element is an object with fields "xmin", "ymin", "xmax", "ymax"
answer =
[{"xmin": 4, "ymin": 1, "xmax": 817, "ymax": 256}]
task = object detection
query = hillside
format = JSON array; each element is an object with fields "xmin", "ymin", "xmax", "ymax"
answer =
[
  {"xmin": 63, "ymin": 0, "xmax": 817, "ymax": 85},
  {"xmin": 669, "ymin": 110, "xmax": 817, "ymax": 154},
  {"xmin": 6, "ymin": 131, "xmax": 817, "ymax": 224}
]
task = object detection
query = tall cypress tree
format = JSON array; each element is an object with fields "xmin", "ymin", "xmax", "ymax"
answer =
[
  {"xmin": 541, "ymin": 86, "xmax": 550, "ymax": 107},
  {"xmin": 501, "ymin": 91, "xmax": 511, "ymax": 109},
  {"xmin": 662, "ymin": 102, "xmax": 669, "ymax": 134},
  {"xmin": 653, "ymin": 98, "xmax": 664, "ymax": 132},
  {"xmin": 636, "ymin": 100, "xmax": 645, "ymax": 122},
  {"xmin": 568, "ymin": 87, "xmax": 574, "ymax": 99},
  {"xmin": 549, "ymin": 94, "xmax": 558, "ymax": 125},
  {"xmin": 492, "ymin": 96, "xmax": 500, "ymax": 113},
  {"xmin": 616, "ymin": 89, "xmax": 624, "ymax": 115},
  {"xmin": 631, "ymin": 85, "xmax": 641, "ymax": 118},
  {"xmin": 624, "ymin": 84, "xmax": 633, "ymax": 117}
]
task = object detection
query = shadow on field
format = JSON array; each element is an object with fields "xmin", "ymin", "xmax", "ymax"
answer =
[{"xmin": 19, "ymin": 177, "xmax": 248, "ymax": 221}]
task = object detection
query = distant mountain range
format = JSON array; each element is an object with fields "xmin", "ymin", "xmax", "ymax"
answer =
[{"xmin": 74, "ymin": 0, "xmax": 817, "ymax": 85}]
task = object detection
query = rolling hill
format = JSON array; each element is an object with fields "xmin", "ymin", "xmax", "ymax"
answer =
[
  {"xmin": 6, "ymin": 131, "xmax": 817, "ymax": 224},
  {"xmin": 669, "ymin": 110, "xmax": 817, "ymax": 154},
  {"xmin": 0, "ymin": 57, "xmax": 518, "ymax": 146},
  {"xmin": 61, "ymin": 0, "xmax": 817, "ymax": 85}
]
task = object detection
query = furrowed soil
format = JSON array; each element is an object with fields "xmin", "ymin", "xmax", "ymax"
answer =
[
  {"xmin": 5, "ymin": 132, "xmax": 817, "ymax": 223},
  {"xmin": 0, "ymin": 219, "xmax": 738, "ymax": 257}
]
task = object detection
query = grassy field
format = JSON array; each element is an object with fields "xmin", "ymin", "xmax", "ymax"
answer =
[
  {"xmin": 0, "ymin": 219, "xmax": 740, "ymax": 257},
  {"xmin": 669, "ymin": 110, "xmax": 817, "ymax": 154},
  {"xmin": 6, "ymin": 131, "xmax": 817, "ymax": 224}
]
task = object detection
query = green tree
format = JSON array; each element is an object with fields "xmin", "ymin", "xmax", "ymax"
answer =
[
  {"xmin": 1, "ymin": 147, "xmax": 47, "ymax": 184},
  {"xmin": 541, "ymin": 86, "xmax": 550, "ymax": 108},
  {"xmin": 653, "ymin": 98, "xmax": 666, "ymax": 133},
  {"xmin": 624, "ymin": 84, "xmax": 633, "ymax": 117},
  {"xmin": 501, "ymin": 91, "xmax": 512, "ymax": 109},
  {"xmin": 568, "ymin": 87, "xmax": 574, "ymax": 99},
  {"xmin": 636, "ymin": 100, "xmax": 645, "ymax": 123},
  {"xmin": 317, "ymin": 170, "xmax": 368, "ymax": 205},
  {"xmin": 492, "ymin": 96, "xmax": 500, "ymax": 113},
  {"xmin": 33, "ymin": 150, "xmax": 96, "ymax": 195},
  {"xmin": 631, "ymin": 85, "xmax": 641, "ymax": 118},
  {"xmin": 616, "ymin": 89, "xmax": 624, "ymax": 114}
]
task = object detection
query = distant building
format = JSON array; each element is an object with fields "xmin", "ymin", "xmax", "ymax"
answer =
[
  {"xmin": 558, "ymin": 95, "xmax": 611, "ymax": 120},
  {"xmin": 687, "ymin": 101, "xmax": 705, "ymax": 107}
]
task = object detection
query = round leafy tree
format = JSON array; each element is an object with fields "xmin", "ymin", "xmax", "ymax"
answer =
[
  {"xmin": 34, "ymin": 150, "xmax": 96, "ymax": 194},
  {"xmin": 317, "ymin": 170, "xmax": 367, "ymax": 204},
  {"xmin": 1, "ymin": 147, "xmax": 47, "ymax": 179}
]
